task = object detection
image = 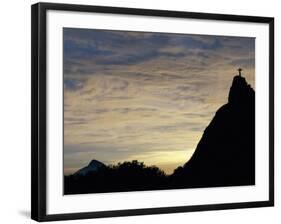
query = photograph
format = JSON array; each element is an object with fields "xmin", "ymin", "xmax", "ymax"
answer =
[
  {"xmin": 63, "ymin": 28, "xmax": 256, "ymax": 195},
  {"xmin": 31, "ymin": 2, "xmax": 274, "ymax": 221},
  {"xmin": 0, "ymin": 0, "xmax": 278, "ymax": 223}
]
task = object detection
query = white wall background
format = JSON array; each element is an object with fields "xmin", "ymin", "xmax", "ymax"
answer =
[{"xmin": 0, "ymin": 0, "xmax": 279, "ymax": 223}]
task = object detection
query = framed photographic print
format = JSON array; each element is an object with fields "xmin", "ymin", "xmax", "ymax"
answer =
[{"xmin": 31, "ymin": 2, "xmax": 274, "ymax": 222}]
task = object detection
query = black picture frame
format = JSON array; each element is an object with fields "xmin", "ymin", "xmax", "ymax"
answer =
[{"xmin": 31, "ymin": 2, "xmax": 274, "ymax": 222}]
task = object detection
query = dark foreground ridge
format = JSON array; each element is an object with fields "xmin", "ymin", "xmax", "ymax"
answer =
[{"xmin": 64, "ymin": 75, "xmax": 255, "ymax": 194}]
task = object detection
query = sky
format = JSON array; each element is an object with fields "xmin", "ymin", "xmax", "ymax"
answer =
[{"xmin": 63, "ymin": 28, "xmax": 255, "ymax": 175}]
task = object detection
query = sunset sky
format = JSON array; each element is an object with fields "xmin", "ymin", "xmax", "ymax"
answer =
[{"xmin": 63, "ymin": 28, "xmax": 255, "ymax": 175}]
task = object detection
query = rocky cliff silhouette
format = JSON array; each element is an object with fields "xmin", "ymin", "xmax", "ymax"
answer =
[{"xmin": 172, "ymin": 75, "xmax": 255, "ymax": 187}]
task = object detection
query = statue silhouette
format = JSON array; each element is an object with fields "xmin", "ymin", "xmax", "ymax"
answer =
[{"xmin": 238, "ymin": 68, "xmax": 242, "ymax": 77}]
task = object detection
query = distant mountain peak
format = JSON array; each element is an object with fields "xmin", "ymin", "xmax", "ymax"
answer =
[
  {"xmin": 88, "ymin": 159, "xmax": 104, "ymax": 167},
  {"xmin": 74, "ymin": 159, "xmax": 106, "ymax": 176}
]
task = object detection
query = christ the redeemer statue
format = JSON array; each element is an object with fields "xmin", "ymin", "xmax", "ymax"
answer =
[{"xmin": 238, "ymin": 68, "xmax": 242, "ymax": 77}]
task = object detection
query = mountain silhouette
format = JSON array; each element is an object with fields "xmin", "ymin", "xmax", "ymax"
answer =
[
  {"xmin": 74, "ymin": 159, "xmax": 106, "ymax": 176},
  {"xmin": 64, "ymin": 74, "xmax": 255, "ymax": 194},
  {"xmin": 171, "ymin": 75, "xmax": 255, "ymax": 187}
]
